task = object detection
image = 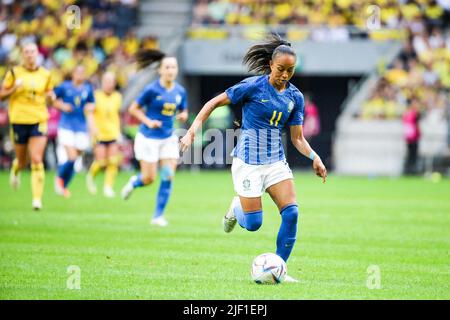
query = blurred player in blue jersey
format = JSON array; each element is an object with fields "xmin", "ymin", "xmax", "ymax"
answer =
[
  {"xmin": 54, "ymin": 65, "xmax": 96, "ymax": 197},
  {"xmin": 180, "ymin": 34, "xmax": 327, "ymax": 282},
  {"xmin": 121, "ymin": 49, "xmax": 188, "ymax": 227}
]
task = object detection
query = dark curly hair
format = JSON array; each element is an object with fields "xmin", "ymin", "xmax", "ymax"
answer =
[{"xmin": 242, "ymin": 33, "xmax": 296, "ymax": 75}]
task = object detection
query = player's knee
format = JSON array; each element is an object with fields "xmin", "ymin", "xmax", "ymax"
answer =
[
  {"xmin": 280, "ymin": 204, "xmax": 298, "ymax": 225},
  {"xmin": 160, "ymin": 165, "xmax": 174, "ymax": 181},
  {"xmin": 142, "ymin": 175, "xmax": 155, "ymax": 185},
  {"xmin": 245, "ymin": 211, "xmax": 263, "ymax": 232},
  {"xmin": 67, "ymin": 154, "xmax": 78, "ymax": 161},
  {"xmin": 98, "ymin": 159, "xmax": 108, "ymax": 168},
  {"xmin": 30, "ymin": 155, "xmax": 43, "ymax": 165},
  {"xmin": 107, "ymin": 155, "xmax": 120, "ymax": 166}
]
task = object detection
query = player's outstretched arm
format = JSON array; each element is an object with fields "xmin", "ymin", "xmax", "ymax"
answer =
[
  {"xmin": 290, "ymin": 125, "xmax": 327, "ymax": 183},
  {"xmin": 180, "ymin": 92, "xmax": 230, "ymax": 152},
  {"xmin": 128, "ymin": 101, "xmax": 162, "ymax": 129}
]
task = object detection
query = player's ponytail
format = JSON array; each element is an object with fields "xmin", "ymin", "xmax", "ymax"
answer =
[
  {"xmin": 135, "ymin": 49, "xmax": 166, "ymax": 70},
  {"xmin": 243, "ymin": 33, "xmax": 296, "ymax": 74}
]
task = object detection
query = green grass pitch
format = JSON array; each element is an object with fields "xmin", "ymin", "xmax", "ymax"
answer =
[{"xmin": 0, "ymin": 170, "xmax": 449, "ymax": 299}]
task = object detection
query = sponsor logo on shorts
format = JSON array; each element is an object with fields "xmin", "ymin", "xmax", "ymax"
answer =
[{"xmin": 243, "ymin": 179, "xmax": 251, "ymax": 191}]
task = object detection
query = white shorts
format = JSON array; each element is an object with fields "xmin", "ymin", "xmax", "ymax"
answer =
[
  {"xmin": 57, "ymin": 128, "xmax": 90, "ymax": 151},
  {"xmin": 231, "ymin": 157, "xmax": 294, "ymax": 198},
  {"xmin": 134, "ymin": 132, "xmax": 179, "ymax": 163}
]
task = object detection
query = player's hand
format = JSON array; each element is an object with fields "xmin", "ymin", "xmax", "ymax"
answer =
[
  {"xmin": 89, "ymin": 125, "xmax": 98, "ymax": 140},
  {"xmin": 8, "ymin": 79, "xmax": 23, "ymax": 93},
  {"xmin": 176, "ymin": 111, "xmax": 188, "ymax": 123},
  {"xmin": 61, "ymin": 103, "xmax": 72, "ymax": 113},
  {"xmin": 313, "ymin": 157, "xmax": 327, "ymax": 183},
  {"xmin": 179, "ymin": 130, "xmax": 194, "ymax": 153},
  {"xmin": 46, "ymin": 91, "xmax": 56, "ymax": 104},
  {"xmin": 145, "ymin": 119, "xmax": 162, "ymax": 129}
]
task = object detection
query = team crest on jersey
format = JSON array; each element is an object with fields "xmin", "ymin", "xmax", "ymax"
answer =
[
  {"xmin": 243, "ymin": 179, "xmax": 251, "ymax": 191},
  {"xmin": 175, "ymin": 94, "xmax": 182, "ymax": 105},
  {"xmin": 156, "ymin": 95, "xmax": 162, "ymax": 100},
  {"xmin": 288, "ymin": 101, "xmax": 294, "ymax": 113}
]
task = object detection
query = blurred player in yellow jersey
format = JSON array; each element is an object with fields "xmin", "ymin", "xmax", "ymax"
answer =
[
  {"xmin": 86, "ymin": 72, "xmax": 122, "ymax": 197},
  {"xmin": 0, "ymin": 43, "xmax": 56, "ymax": 210}
]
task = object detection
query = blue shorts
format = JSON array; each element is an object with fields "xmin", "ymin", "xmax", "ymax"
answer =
[{"xmin": 10, "ymin": 123, "xmax": 47, "ymax": 144}]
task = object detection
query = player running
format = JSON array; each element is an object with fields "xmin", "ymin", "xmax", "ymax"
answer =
[
  {"xmin": 0, "ymin": 42, "xmax": 55, "ymax": 210},
  {"xmin": 120, "ymin": 49, "xmax": 188, "ymax": 227},
  {"xmin": 86, "ymin": 72, "xmax": 122, "ymax": 198},
  {"xmin": 54, "ymin": 65, "xmax": 96, "ymax": 197},
  {"xmin": 180, "ymin": 34, "xmax": 327, "ymax": 282}
]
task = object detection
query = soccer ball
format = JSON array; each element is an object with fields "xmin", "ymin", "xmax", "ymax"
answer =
[{"xmin": 251, "ymin": 253, "xmax": 287, "ymax": 284}]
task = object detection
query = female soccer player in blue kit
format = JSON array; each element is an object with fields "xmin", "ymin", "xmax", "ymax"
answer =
[
  {"xmin": 54, "ymin": 65, "xmax": 96, "ymax": 197},
  {"xmin": 121, "ymin": 49, "xmax": 188, "ymax": 227},
  {"xmin": 180, "ymin": 34, "xmax": 327, "ymax": 282}
]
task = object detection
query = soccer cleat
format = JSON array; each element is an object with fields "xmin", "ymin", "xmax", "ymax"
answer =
[
  {"xmin": 32, "ymin": 199, "xmax": 42, "ymax": 211},
  {"xmin": 284, "ymin": 274, "xmax": 299, "ymax": 283},
  {"xmin": 151, "ymin": 216, "xmax": 169, "ymax": 227},
  {"xmin": 121, "ymin": 175, "xmax": 137, "ymax": 200},
  {"xmin": 9, "ymin": 169, "xmax": 20, "ymax": 190},
  {"xmin": 103, "ymin": 186, "xmax": 115, "ymax": 198},
  {"xmin": 223, "ymin": 196, "xmax": 239, "ymax": 233},
  {"xmin": 54, "ymin": 177, "xmax": 71, "ymax": 198},
  {"xmin": 86, "ymin": 173, "xmax": 97, "ymax": 195}
]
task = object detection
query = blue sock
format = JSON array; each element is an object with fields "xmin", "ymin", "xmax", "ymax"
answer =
[
  {"xmin": 57, "ymin": 160, "xmax": 75, "ymax": 187},
  {"xmin": 276, "ymin": 204, "xmax": 299, "ymax": 262},
  {"xmin": 57, "ymin": 161, "xmax": 71, "ymax": 180},
  {"xmin": 153, "ymin": 180, "xmax": 172, "ymax": 218},
  {"xmin": 233, "ymin": 203, "xmax": 263, "ymax": 232},
  {"xmin": 132, "ymin": 173, "xmax": 144, "ymax": 188},
  {"xmin": 64, "ymin": 162, "xmax": 76, "ymax": 187}
]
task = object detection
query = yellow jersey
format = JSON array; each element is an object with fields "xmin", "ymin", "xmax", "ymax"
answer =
[
  {"xmin": 3, "ymin": 66, "xmax": 53, "ymax": 124},
  {"xmin": 94, "ymin": 90, "xmax": 122, "ymax": 141}
]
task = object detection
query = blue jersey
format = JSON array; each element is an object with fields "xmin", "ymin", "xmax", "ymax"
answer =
[
  {"xmin": 225, "ymin": 75, "xmax": 304, "ymax": 165},
  {"xmin": 135, "ymin": 79, "xmax": 187, "ymax": 139},
  {"xmin": 55, "ymin": 80, "xmax": 95, "ymax": 132}
]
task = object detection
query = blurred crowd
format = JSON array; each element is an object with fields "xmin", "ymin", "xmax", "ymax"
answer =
[
  {"xmin": 0, "ymin": 0, "xmax": 162, "ymax": 169},
  {"xmin": 190, "ymin": 0, "xmax": 449, "ymax": 41},
  {"xmin": 356, "ymin": 9, "xmax": 450, "ymax": 174},
  {"xmin": 360, "ymin": 23, "xmax": 449, "ymax": 120},
  {"xmin": 0, "ymin": 0, "xmax": 161, "ymax": 89}
]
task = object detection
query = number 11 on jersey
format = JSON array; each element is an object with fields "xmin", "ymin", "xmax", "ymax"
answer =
[{"xmin": 269, "ymin": 110, "xmax": 282, "ymax": 126}]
